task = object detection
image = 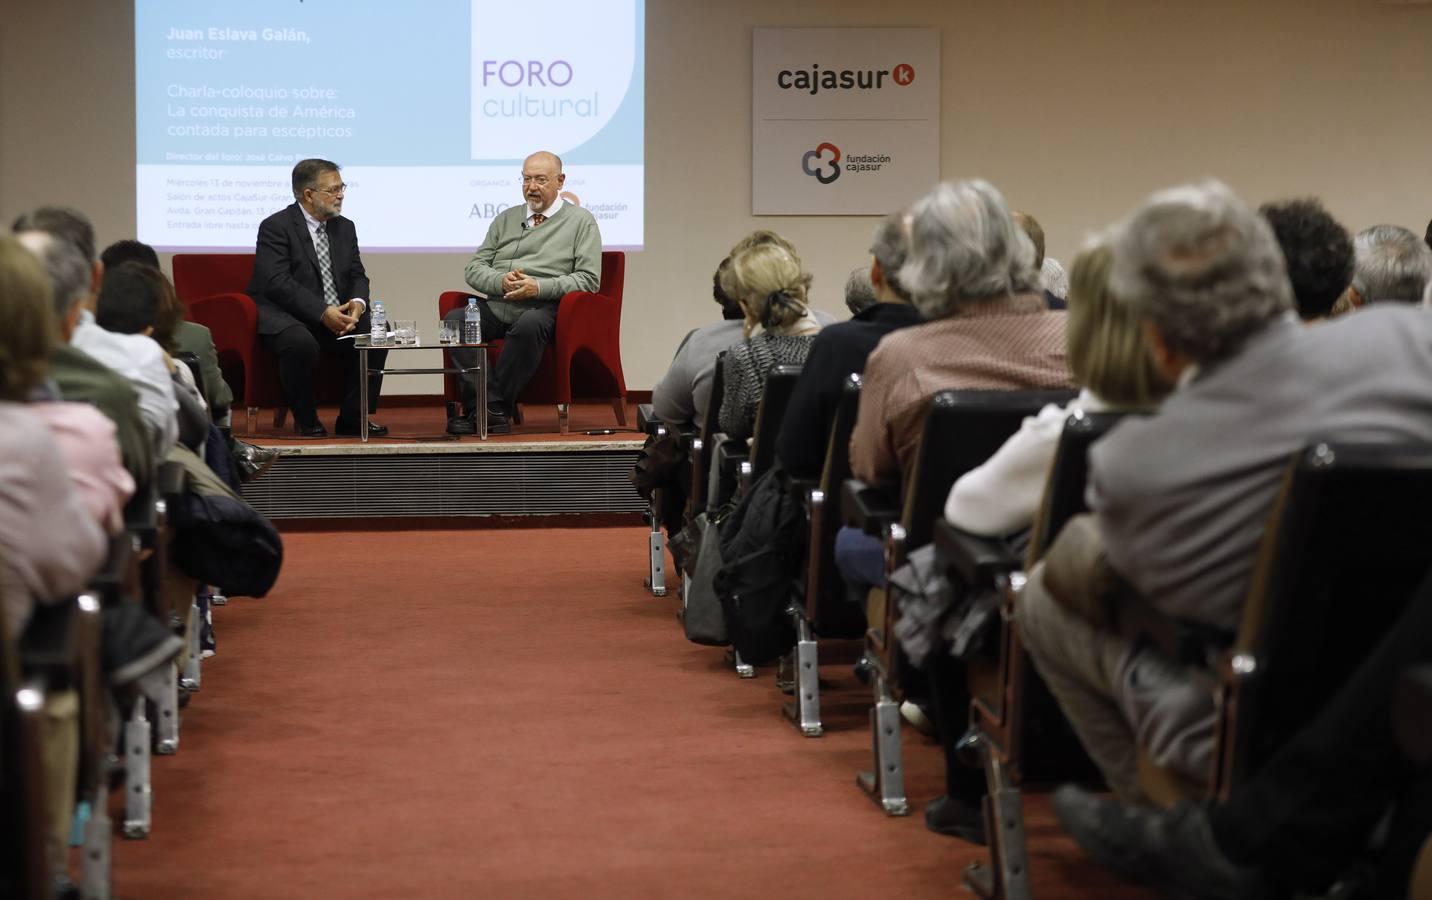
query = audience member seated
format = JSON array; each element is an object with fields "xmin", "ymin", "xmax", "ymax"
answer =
[
  {"xmin": 843, "ymin": 264, "xmax": 879, "ymax": 316},
  {"xmin": 1349, "ymin": 223, "xmax": 1432, "ymax": 306},
  {"xmin": 835, "ymin": 180, "xmax": 1073, "ymax": 592},
  {"xmin": 649, "ymin": 257, "xmax": 747, "ymax": 426},
  {"xmin": 0, "ymin": 235, "xmax": 106, "ymax": 638},
  {"xmin": 1053, "ymin": 568, "xmax": 1432, "ymax": 900},
  {"xmin": 1257, "ymin": 198, "xmax": 1354, "ymax": 321},
  {"xmin": 1017, "ymin": 179, "xmax": 1432, "ymax": 802},
  {"xmin": 944, "ymin": 240, "xmax": 1172, "ymax": 538},
  {"xmin": 15, "ymin": 226, "xmax": 154, "ymax": 491},
  {"xmin": 101, "ymin": 238, "xmax": 236, "ymax": 417},
  {"xmin": 1013, "ymin": 210, "xmax": 1067, "ymax": 309},
  {"xmin": 97, "ymin": 261, "xmax": 209, "ymax": 450},
  {"xmin": 775, "ymin": 212, "xmax": 923, "ymax": 479},
  {"xmin": 13, "ymin": 206, "xmax": 179, "ymax": 457},
  {"xmin": 716, "ymin": 240, "xmax": 823, "ymax": 441}
]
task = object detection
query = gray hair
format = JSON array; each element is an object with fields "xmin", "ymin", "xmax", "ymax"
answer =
[
  {"xmin": 898, "ymin": 179, "xmax": 1039, "ymax": 319},
  {"xmin": 291, "ymin": 158, "xmax": 340, "ymax": 201},
  {"xmin": 16, "ymin": 230, "xmax": 90, "ymax": 322},
  {"xmin": 868, "ymin": 212, "xmax": 912, "ymax": 304},
  {"xmin": 1352, "ymin": 224, "xmax": 1432, "ymax": 304},
  {"xmin": 1110, "ymin": 179, "xmax": 1293, "ymax": 364},
  {"xmin": 844, "ymin": 266, "xmax": 877, "ymax": 315}
]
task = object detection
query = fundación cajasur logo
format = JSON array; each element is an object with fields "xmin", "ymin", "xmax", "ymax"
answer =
[{"xmin": 787, "ymin": 61, "xmax": 914, "ymax": 185}]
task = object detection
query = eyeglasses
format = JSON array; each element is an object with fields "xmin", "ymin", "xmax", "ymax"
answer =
[
  {"xmin": 520, "ymin": 175, "xmax": 553, "ymax": 186},
  {"xmin": 312, "ymin": 183, "xmax": 347, "ymax": 196}
]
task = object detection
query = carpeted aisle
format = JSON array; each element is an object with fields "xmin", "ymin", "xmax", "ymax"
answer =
[{"xmin": 113, "ymin": 526, "xmax": 1153, "ymax": 899}]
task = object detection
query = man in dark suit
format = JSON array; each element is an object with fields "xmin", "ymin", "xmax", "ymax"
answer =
[{"xmin": 248, "ymin": 158, "xmax": 386, "ymax": 437}]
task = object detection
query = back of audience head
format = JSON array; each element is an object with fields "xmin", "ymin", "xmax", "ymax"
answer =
[
  {"xmin": 97, "ymin": 261, "xmax": 179, "ymax": 351},
  {"xmin": 899, "ymin": 179, "xmax": 1039, "ymax": 320},
  {"xmin": 12, "ymin": 206, "xmax": 96, "ymax": 265},
  {"xmin": 1350, "ymin": 224, "xmax": 1432, "ymax": 305},
  {"xmin": 712, "ymin": 257, "xmax": 744, "ymax": 320},
  {"xmin": 0, "ymin": 236, "xmax": 57, "ymax": 401},
  {"xmin": 868, "ymin": 210, "xmax": 914, "ymax": 305},
  {"xmin": 1065, "ymin": 241, "xmax": 1172, "ymax": 409},
  {"xmin": 1110, "ymin": 179, "xmax": 1293, "ymax": 371},
  {"xmin": 721, "ymin": 230, "xmax": 803, "ymax": 302},
  {"xmin": 1258, "ymin": 198, "xmax": 1353, "ymax": 321},
  {"xmin": 844, "ymin": 266, "xmax": 878, "ymax": 315},
  {"xmin": 100, "ymin": 238, "xmax": 161, "ymax": 272},
  {"xmin": 729, "ymin": 242, "xmax": 813, "ymax": 332},
  {"xmin": 16, "ymin": 230, "xmax": 90, "ymax": 338}
]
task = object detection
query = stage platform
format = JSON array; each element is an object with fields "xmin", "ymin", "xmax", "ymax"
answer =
[{"xmin": 237, "ymin": 400, "xmax": 647, "ymax": 520}]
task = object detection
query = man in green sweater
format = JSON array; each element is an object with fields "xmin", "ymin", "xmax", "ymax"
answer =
[{"xmin": 445, "ymin": 150, "xmax": 602, "ymax": 434}]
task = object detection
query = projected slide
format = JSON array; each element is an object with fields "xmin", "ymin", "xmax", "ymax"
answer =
[{"xmin": 135, "ymin": 0, "xmax": 644, "ymax": 251}]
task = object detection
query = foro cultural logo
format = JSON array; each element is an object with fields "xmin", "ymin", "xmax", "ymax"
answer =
[{"xmin": 802, "ymin": 142, "xmax": 841, "ymax": 184}]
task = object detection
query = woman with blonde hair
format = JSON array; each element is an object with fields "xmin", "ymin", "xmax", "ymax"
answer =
[
  {"xmin": 716, "ymin": 239, "xmax": 823, "ymax": 439},
  {"xmin": 943, "ymin": 240, "xmax": 1171, "ymax": 535},
  {"xmin": 0, "ymin": 235, "xmax": 107, "ymax": 638}
]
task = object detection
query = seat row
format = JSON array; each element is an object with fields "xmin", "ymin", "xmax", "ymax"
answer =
[{"xmin": 637, "ymin": 365, "xmax": 1432, "ymax": 900}]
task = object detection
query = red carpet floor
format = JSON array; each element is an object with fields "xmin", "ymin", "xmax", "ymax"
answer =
[{"xmin": 112, "ymin": 526, "xmax": 1156, "ymax": 899}]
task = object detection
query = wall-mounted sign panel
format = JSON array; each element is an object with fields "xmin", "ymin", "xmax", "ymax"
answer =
[{"xmin": 752, "ymin": 27, "xmax": 939, "ymax": 215}]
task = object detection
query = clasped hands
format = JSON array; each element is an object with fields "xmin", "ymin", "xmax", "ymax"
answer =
[
  {"xmin": 501, "ymin": 269, "xmax": 539, "ymax": 302},
  {"xmin": 321, "ymin": 299, "xmax": 367, "ymax": 335}
]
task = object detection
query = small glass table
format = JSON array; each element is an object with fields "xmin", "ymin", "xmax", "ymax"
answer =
[{"xmin": 356, "ymin": 336, "xmax": 490, "ymax": 442}]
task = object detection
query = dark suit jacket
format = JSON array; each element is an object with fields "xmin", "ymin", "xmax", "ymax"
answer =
[
  {"xmin": 774, "ymin": 302, "xmax": 924, "ymax": 478},
  {"xmin": 247, "ymin": 203, "xmax": 370, "ymax": 335}
]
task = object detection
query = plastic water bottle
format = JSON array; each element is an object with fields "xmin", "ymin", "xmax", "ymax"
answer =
[
  {"xmin": 370, "ymin": 300, "xmax": 387, "ymax": 346},
  {"xmin": 464, "ymin": 297, "xmax": 481, "ymax": 344}
]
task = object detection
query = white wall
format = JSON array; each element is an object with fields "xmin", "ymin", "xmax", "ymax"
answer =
[{"xmin": 4, "ymin": 0, "xmax": 1431, "ymax": 394}]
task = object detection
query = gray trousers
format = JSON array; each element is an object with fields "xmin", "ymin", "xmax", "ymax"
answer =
[{"xmin": 1016, "ymin": 562, "xmax": 1217, "ymax": 803}]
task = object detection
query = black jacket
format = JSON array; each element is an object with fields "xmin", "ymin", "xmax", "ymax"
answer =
[
  {"xmin": 247, "ymin": 203, "xmax": 370, "ymax": 335},
  {"xmin": 775, "ymin": 302, "xmax": 924, "ymax": 477}
]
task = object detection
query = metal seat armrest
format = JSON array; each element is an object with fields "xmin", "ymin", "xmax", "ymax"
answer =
[
  {"xmin": 842, "ymin": 478, "xmax": 899, "ymax": 536},
  {"xmin": 934, "ymin": 520, "xmax": 1022, "ymax": 587}
]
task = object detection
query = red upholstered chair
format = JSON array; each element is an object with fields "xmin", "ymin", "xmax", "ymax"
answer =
[
  {"xmin": 172, "ymin": 253, "xmax": 346, "ymax": 434},
  {"xmin": 439, "ymin": 250, "xmax": 628, "ymax": 434}
]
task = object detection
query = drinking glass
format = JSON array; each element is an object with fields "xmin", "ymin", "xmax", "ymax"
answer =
[
  {"xmin": 393, "ymin": 319, "xmax": 417, "ymax": 345},
  {"xmin": 438, "ymin": 320, "xmax": 460, "ymax": 344}
]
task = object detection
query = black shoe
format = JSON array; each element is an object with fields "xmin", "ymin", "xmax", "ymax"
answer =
[
  {"xmin": 447, "ymin": 414, "xmax": 476, "ymax": 435},
  {"xmin": 485, "ymin": 406, "xmax": 512, "ymax": 435},
  {"xmin": 296, "ymin": 421, "xmax": 327, "ymax": 438},
  {"xmin": 924, "ymin": 794, "xmax": 988, "ymax": 844},
  {"xmin": 334, "ymin": 419, "xmax": 388, "ymax": 437},
  {"xmin": 102, "ymin": 606, "xmax": 185, "ymax": 687},
  {"xmin": 1051, "ymin": 785, "xmax": 1266, "ymax": 900},
  {"xmin": 232, "ymin": 439, "xmax": 280, "ymax": 482}
]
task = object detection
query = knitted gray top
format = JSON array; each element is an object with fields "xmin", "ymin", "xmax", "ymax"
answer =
[{"xmin": 718, "ymin": 333, "xmax": 816, "ymax": 440}]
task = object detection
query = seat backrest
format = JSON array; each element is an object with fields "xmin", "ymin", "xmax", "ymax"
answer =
[
  {"xmin": 1220, "ymin": 442, "xmax": 1432, "ymax": 792},
  {"xmin": 901, "ymin": 389, "xmax": 1077, "ymax": 551},
  {"xmin": 808, "ymin": 375, "xmax": 865, "ymax": 634},
  {"xmin": 598, "ymin": 251, "xmax": 625, "ymax": 308},
  {"xmin": 1026, "ymin": 410, "xmax": 1129, "ymax": 562},
  {"xmin": 172, "ymin": 253, "xmax": 256, "ymax": 304},
  {"xmin": 746, "ymin": 365, "xmax": 802, "ymax": 481},
  {"xmin": 686, "ymin": 351, "xmax": 727, "ymax": 517}
]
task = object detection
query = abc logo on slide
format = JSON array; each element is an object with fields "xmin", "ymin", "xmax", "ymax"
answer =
[{"xmin": 801, "ymin": 142, "xmax": 841, "ymax": 185}]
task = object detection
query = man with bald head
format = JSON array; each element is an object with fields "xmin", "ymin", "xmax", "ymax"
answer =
[{"xmin": 445, "ymin": 150, "xmax": 602, "ymax": 434}]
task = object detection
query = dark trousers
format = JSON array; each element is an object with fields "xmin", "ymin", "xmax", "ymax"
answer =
[
  {"xmin": 261, "ymin": 318, "xmax": 386, "ymax": 429},
  {"xmin": 443, "ymin": 299, "xmax": 557, "ymax": 413},
  {"xmin": 1209, "ymin": 567, "xmax": 1432, "ymax": 894}
]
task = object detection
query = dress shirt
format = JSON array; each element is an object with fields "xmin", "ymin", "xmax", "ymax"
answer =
[
  {"xmin": 849, "ymin": 292, "xmax": 1073, "ymax": 485},
  {"xmin": 301, "ymin": 205, "xmax": 365, "ymax": 312},
  {"xmin": 29, "ymin": 401, "xmax": 135, "ymax": 534},
  {"xmin": 70, "ymin": 309, "xmax": 179, "ymax": 456}
]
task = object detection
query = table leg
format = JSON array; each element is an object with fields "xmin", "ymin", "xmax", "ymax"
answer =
[
  {"xmin": 478, "ymin": 347, "xmax": 488, "ymax": 441},
  {"xmin": 358, "ymin": 346, "xmax": 369, "ymax": 443}
]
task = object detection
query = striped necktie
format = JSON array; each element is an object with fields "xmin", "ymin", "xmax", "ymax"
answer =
[{"xmin": 314, "ymin": 221, "xmax": 340, "ymax": 307}]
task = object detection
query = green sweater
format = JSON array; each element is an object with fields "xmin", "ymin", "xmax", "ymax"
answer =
[{"xmin": 463, "ymin": 201, "xmax": 603, "ymax": 324}]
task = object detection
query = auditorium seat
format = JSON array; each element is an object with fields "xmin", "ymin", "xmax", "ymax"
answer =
[
  {"xmin": 438, "ymin": 250, "xmax": 628, "ymax": 434},
  {"xmin": 172, "ymin": 253, "xmax": 346, "ymax": 434}
]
